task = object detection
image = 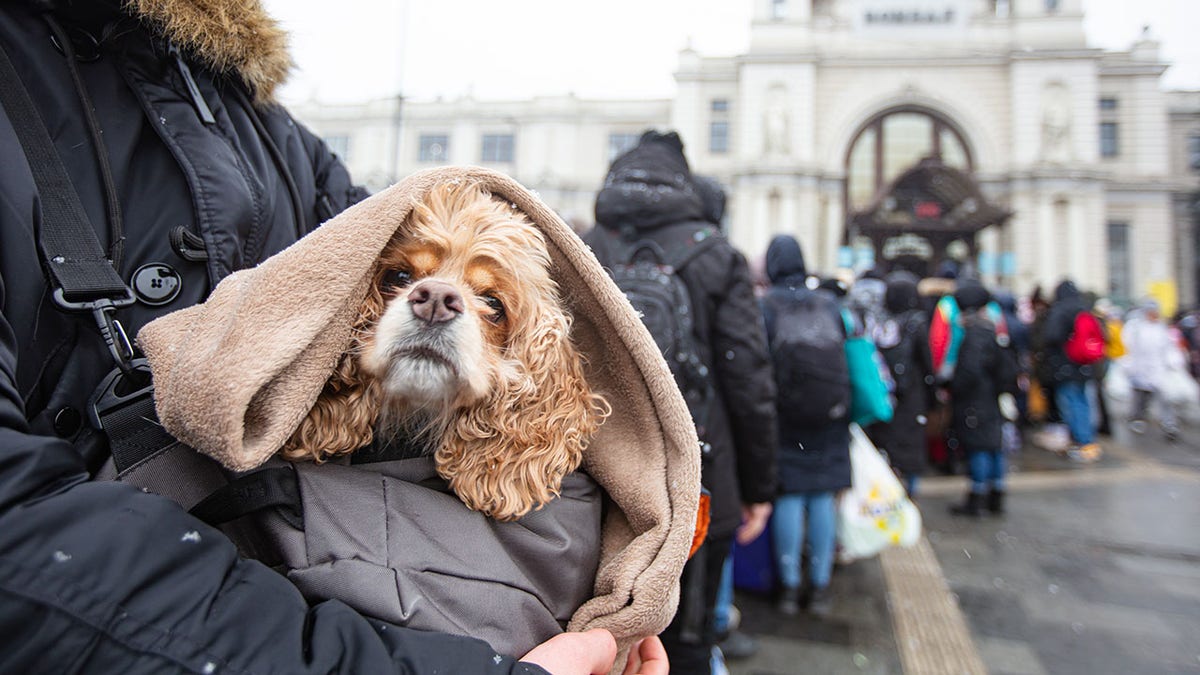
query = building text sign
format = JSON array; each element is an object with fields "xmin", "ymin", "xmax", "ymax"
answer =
[{"xmin": 853, "ymin": 0, "xmax": 968, "ymax": 34}]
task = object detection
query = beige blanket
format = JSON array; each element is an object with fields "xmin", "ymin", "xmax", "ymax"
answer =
[{"xmin": 137, "ymin": 166, "xmax": 700, "ymax": 657}]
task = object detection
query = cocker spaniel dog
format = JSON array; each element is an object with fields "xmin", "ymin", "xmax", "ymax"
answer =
[{"xmin": 280, "ymin": 182, "xmax": 609, "ymax": 521}]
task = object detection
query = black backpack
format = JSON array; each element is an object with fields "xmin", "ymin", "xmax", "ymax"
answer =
[
  {"xmin": 765, "ymin": 288, "xmax": 851, "ymax": 424},
  {"xmin": 608, "ymin": 230, "xmax": 720, "ymax": 439}
]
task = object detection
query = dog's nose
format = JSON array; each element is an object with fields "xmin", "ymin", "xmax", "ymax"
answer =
[{"xmin": 408, "ymin": 280, "xmax": 464, "ymax": 324}]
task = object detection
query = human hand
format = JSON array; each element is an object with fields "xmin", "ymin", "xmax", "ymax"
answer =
[
  {"xmin": 622, "ymin": 636, "xmax": 669, "ymax": 675},
  {"xmin": 736, "ymin": 502, "xmax": 772, "ymax": 545},
  {"xmin": 520, "ymin": 629, "xmax": 616, "ymax": 674}
]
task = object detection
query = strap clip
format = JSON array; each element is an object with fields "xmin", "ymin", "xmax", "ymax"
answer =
[{"xmin": 53, "ymin": 288, "xmax": 137, "ymax": 375}]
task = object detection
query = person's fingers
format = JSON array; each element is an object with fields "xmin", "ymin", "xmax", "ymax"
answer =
[
  {"xmin": 622, "ymin": 638, "xmax": 643, "ymax": 675},
  {"xmin": 520, "ymin": 629, "xmax": 616, "ymax": 675},
  {"xmin": 633, "ymin": 636, "xmax": 669, "ymax": 675}
]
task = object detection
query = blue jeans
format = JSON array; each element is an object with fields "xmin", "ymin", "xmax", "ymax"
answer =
[
  {"xmin": 772, "ymin": 491, "xmax": 837, "ymax": 590},
  {"xmin": 713, "ymin": 550, "xmax": 734, "ymax": 635},
  {"xmin": 1055, "ymin": 380, "xmax": 1094, "ymax": 445},
  {"xmin": 967, "ymin": 449, "xmax": 1006, "ymax": 494}
]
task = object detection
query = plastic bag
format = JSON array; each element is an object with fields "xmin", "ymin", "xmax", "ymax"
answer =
[
  {"xmin": 1159, "ymin": 367, "xmax": 1200, "ymax": 407},
  {"xmin": 1104, "ymin": 361, "xmax": 1133, "ymax": 403},
  {"xmin": 837, "ymin": 424, "xmax": 921, "ymax": 560}
]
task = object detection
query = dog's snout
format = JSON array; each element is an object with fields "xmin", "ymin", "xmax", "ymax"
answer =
[{"xmin": 408, "ymin": 280, "xmax": 464, "ymax": 324}]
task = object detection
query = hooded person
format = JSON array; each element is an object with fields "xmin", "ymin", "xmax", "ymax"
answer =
[
  {"xmin": 0, "ymin": 1, "xmax": 563, "ymax": 673},
  {"xmin": 760, "ymin": 234, "xmax": 850, "ymax": 618},
  {"xmin": 1122, "ymin": 297, "xmax": 1184, "ymax": 439},
  {"xmin": 694, "ymin": 174, "xmax": 728, "ymax": 233},
  {"xmin": 1042, "ymin": 279, "xmax": 1101, "ymax": 461},
  {"xmin": 867, "ymin": 271, "xmax": 935, "ymax": 495},
  {"xmin": 947, "ymin": 281, "xmax": 1018, "ymax": 516},
  {"xmin": 584, "ymin": 131, "xmax": 777, "ymax": 674}
]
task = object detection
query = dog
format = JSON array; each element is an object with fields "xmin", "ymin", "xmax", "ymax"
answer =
[{"xmin": 279, "ymin": 182, "xmax": 609, "ymax": 521}]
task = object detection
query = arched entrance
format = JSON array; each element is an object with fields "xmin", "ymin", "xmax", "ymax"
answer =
[{"xmin": 843, "ymin": 107, "xmax": 1009, "ymax": 276}]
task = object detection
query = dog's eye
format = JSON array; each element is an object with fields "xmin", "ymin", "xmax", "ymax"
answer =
[
  {"xmin": 481, "ymin": 294, "xmax": 506, "ymax": 322},
  {"xmin": 383, "ymin": 268, "xmax": 413, "ymax": 289}
]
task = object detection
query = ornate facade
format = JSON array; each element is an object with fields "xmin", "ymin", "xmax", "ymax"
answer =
[{"xmin": 292, "ymin": 0, "xmax": 1194, "ymax": 304}]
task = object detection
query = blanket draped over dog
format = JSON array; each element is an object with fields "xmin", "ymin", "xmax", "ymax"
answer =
[{"xmin": 137, "ymin": 166, "xmax": 701, "ymax": 660}]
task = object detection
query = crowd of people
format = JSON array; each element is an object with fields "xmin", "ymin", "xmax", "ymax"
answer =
[{"xmin": 586, "ymin": 131, "xmax": 1200, "ymax": 673}]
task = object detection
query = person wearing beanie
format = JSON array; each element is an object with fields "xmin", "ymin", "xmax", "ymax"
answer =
[{"xmin": 948, "ymin": 282, "xmax": 1020, "ymax": 516}]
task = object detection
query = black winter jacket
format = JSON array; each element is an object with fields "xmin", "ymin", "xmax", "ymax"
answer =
[
  {"xmin": 761, "ymin": 235, "xmax": 852, "ymax": 495},
  {"xmin": 869, "ymin": 276, "xmax": 934, "ymax": 478},
  {"xmin": 950, "ymin": 312, "xmax": 1009, "ymax": 451},
  {"xmin": 1042, "ymin": 280, "xmax": 1093, "ymax": 384},
  {"xmin": 0, "ymin": 2, "xmax": 541, "ymax": 672},
  {"xmin": 585, "ymin": 131, "xmax": 777, "ymax": 539}
]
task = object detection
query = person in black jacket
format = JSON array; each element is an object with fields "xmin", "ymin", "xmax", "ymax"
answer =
[
  {"xmin": 948, "ymin": 282, "xmax": 1018, "ymax": 516},
  {"xmin": 868, "ymin": 272, "xmax": 934, "ymax": 497},
  {"xmin": 761, "ymin": 235, "xmax": 850, "ymax": 619},
  {"xmin": 585, "ymin": 131, "xmax": 778, "ymax": 675},
  {"xmin": 0, "ymin": 2, "xmax": 647, "ymax": 673},
  {"xmin": 1042, "ymin": 279, "xmax": 1101, "ymax": 462}
]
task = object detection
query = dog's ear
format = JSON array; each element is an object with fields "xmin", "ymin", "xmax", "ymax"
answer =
[
  {"xmin": 280, "ymin": 353, "xmax": 381, "ymax": 463},
  {"xmin": 436, "ymin": 302, "xmax": 609, "ymax": 521}
]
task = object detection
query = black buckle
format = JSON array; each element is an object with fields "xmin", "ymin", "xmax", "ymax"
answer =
[
  {"xmin": 88, "ymin": 358, "xmax": 153, "ymax": 432},
  {"xmin": 53, "ymin": 288, "xmax": 138, "ymax": 375}
]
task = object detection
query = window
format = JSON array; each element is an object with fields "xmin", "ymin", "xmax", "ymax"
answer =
[
  {"xmin": 481, "ymin": 134, "xmax": 515, "ymax": 163},
  {"xmin": 711, "ymin": 99, "xmax": 729, "ymax": 113},
  {"xmin": 418, "ymin": 134, "xmax": 449, "ymax": 163},
  {"xmin": 1189, "ymin": 135, "xmax": 1200, "ymax": 171},
  {"xmin": 1099, "ymin": 97, "xmax": 1118, "ymax": 111},
  {"xmin": 1044, "ymin": 0, "xmax": 1059, "ymax": 13},
  {"xmin": 608, "ymin": 133, "xmax": 639, "ymax": 162},
  {"xmin": 324, "ymin": 135, "xmax": 350, "ymax": 160},
  {"xmin": 1100, "ymin": 122, "xmax": 1119, "ymax": 158},
  {"xmin": 771, "ymin": 0, "xmax": 787, "ymax": 20},
  {"xmin": 709, "ymin": 121, "xmax": 729, "ymax": 154},
  {"xmin": 1107, "ymin": 222, "xmax": 1131, "ymax": 304},
  {"xmin": 843, "ymin": 108, "xmax": 973, "ymax": 212}
]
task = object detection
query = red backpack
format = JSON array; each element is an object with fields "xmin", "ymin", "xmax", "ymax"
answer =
[{"xmin": 1064, "ymin": 311, "xmax": 1105, "ymax": 365}]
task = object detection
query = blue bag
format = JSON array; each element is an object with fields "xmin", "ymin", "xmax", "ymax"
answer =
[{"xmin": 843, "ymin": 310, "xmax": 894, "ymax": 426}]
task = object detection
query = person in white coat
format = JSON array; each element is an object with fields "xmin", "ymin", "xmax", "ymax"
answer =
[{"xmin": 1121, "ymin": 299, "xmax": 1186, "ymax": 440}]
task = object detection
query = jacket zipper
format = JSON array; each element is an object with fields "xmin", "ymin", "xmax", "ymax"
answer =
[{"xmin": 168, "ymin": 42, "xmax": 216, "ymax": 125}]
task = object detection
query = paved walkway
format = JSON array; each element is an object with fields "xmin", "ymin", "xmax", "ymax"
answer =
[{"xmin": 726, "ymin": 420, "xmax": 1200, "ymax": 675}]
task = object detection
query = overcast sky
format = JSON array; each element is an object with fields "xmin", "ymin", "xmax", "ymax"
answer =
[{"xmin": 263, "ymin": 0, "xmax": 1200, "ymax": 105}]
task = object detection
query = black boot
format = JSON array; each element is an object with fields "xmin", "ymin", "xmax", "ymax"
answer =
[
  {"xmin": 987, "ymin": 489, "xmax": 1006, "ymax": 515},
  {"xmin": 950, "ymin": 491, "xmax": 984, "ymax": 517},
  {"xmin": 776, "ymin": 586, "xmax": 801, "ymax": 616}
]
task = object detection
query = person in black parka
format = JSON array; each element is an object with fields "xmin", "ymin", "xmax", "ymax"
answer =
[
  {"xmin": 761, "ymin": 235, "xmax": 850, "ymax": 618},
  {"xmin": 1042, "ymin": 279, "xmax": 1100, "ymax": 461},
  {"xmin": 585, "ymin": 130, "xmax": 778, "ymax": 675},
  {"xmin": 948, "ymin": 282, "xmax": 1018, "ymax": 516},
  {"xmin": 868, "ymin": 272, "xmax": 934, "ymax": 497},
  {"xmin": 0, "ymin": 2, "xmax": 627, "ymax": 673}
]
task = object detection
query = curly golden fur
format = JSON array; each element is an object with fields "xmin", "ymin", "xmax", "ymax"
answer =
[{"xmin": 282, "ymin": 183, "xmax": 609, "ymax": 521}]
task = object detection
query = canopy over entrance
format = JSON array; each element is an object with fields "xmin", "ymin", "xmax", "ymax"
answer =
[{"xmin": 848, "ymin": 157, "xmax": 1012, "ymax": 277}]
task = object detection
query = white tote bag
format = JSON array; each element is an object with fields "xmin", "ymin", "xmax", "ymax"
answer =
[{"xmin": 837, "ymin": 424, "xmax": 922, "ymax": 560}]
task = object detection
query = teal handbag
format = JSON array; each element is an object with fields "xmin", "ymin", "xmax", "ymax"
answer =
[{"xmin": 842, "ymin": 311, "xmax": 894, "ymax": 426}]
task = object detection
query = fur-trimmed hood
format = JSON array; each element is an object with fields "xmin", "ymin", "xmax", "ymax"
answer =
[
  {"xmin": 130, "ymin": 0, "xmax": 290, "ymax": 104},
  {"xmin": 42, "ymin": 0, "xmax": 291, "ymax": 104},
  {"xmin": 138, "ymin": 167, "xmax": 701, "ymax": 666}
]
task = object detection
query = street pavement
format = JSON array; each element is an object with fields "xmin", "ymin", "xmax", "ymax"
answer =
[{"xmin": 724, "ymin": 409, "xmax": 1200, "ymax": 675}]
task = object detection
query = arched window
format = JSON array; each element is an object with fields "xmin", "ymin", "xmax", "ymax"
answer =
[{"xmin": 844, "ymin": 107, "xmax": 973, "ymax": 214}]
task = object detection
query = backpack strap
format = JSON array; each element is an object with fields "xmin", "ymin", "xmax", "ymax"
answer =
[{"xmin": 0, "ymin": 39, "xmax": 138, "ymax": 374}]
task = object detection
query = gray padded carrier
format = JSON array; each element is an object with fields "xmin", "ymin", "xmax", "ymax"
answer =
[{"xmin": 117, "ymin": 447, "xmax": 602, "ymax": 657}]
